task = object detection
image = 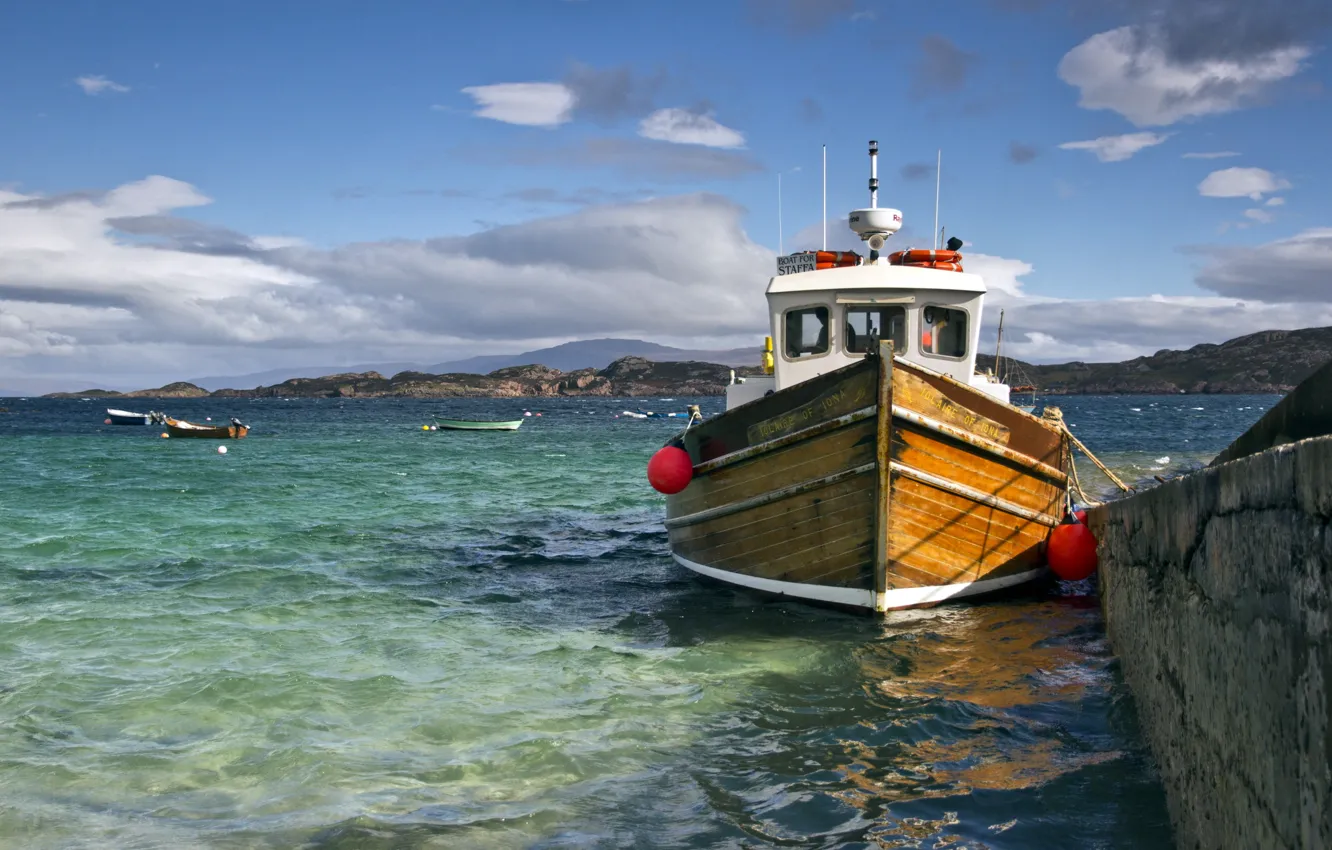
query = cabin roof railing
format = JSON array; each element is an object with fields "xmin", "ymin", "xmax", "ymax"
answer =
[{"xmin": 766, "ymin": 263, "xmax": 987, "ymax": 296}]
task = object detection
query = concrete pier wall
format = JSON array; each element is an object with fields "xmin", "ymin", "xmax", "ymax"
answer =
[
  {"xmin": 1211, "ymin": 359, "xmax": 1332, "ymax": 467},
  {"xmin": 1088, "ymin": 435, "xmax": 1331, "ymax": 849}
]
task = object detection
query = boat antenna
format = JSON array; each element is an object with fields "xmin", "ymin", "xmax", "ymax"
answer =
[
  {"xmin": 778, "ymin": 171, "xmax": 783, "ymax": 255},
  {"xmin": 933, "ymin": 149, "xmax": 941, "ymax": 250},
  {"xmin": 822, "ymin": 144, "xmax": 827, "ymax": 251},
  {"xmin": 994, "ymin": 308, "xmax": 1006, "ymax": 380},
  {"xmin": 868, "ymin": 140, "xmax": 878, "ymax": 209}
]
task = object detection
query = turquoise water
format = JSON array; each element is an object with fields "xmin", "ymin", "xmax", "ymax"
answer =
[{"xmin": 0, "ymin": 394, "xmax": 1276, "ymax": 848}]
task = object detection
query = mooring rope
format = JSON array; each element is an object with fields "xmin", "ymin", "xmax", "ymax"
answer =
[{"xmin": 1042, "ymin": 406, "xmax": 1133, "ymax": 505}]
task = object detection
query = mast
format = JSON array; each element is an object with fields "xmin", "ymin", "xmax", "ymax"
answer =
[
  {"xmin": 933, "ymin": 149, "xmax": 941, "ymax": 250},
  {"xmin": 868, "ymin": 140, "xmax": 878, "ymax": 208},
  {"xmin": 822, "ymin": 144, "xmax": 827, "ymax": 251},
  {"xmin": 778, "ymin": 172, "xmax": 783, "ymax": 255},
  {"xmin": 994, "ymin": 308, "xmax": 1006, "ymax": 380}
]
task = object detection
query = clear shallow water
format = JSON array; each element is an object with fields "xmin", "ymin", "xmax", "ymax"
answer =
[{"xmin": 0, "ymin": 394, "xmax": 1276, "ymax": 848}]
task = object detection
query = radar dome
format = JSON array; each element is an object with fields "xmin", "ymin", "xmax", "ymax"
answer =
[{"xmin": 847, "ymin": 208, "xmax": 903, "ymax": 240}]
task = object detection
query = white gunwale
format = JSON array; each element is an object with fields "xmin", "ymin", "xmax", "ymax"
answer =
[{"xmin": 672, "ymin": 552, "xmax": 1045, "ymax": 612}]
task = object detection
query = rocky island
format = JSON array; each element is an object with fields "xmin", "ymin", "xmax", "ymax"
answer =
[
  {"xmin": 981, "ymin": 326, "xmax": 1332, "ymax": 395},
  {"xmin": 40, "ymin": 326, "xmax": 1332, "ymax": 399},
  {"xmin": 46, "ymin": 357, "xmax": 766, "ymax": 399}
]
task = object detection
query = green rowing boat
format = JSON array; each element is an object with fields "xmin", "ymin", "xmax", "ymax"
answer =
[{"xmin": 432, "ymin": 416, "xmax": 524, "ymax": 431}]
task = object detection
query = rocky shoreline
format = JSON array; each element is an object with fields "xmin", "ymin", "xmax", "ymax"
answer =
[
  {"xmin": 984, "ymin": 327, "xmax": 1332, "ymax": 396},
  {"xmin": 45, "ymin": 357, "xmax": 766, "ymax": 400},
  {"xmin": 40, "ymin": 327, "xmax": 1332, "ymax": 399}
]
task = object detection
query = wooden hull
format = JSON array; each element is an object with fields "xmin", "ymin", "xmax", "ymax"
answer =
[
  {"xmin": 433, "ymin": 417, "xmax": 524, "ymax": 431},
  {"xmin": 664, "ymin": 344, "xmax": 1067, "ymax": 614},
  {"xmin": 164, "ymin": 418, "xmax": 248, "ymax": 439}
]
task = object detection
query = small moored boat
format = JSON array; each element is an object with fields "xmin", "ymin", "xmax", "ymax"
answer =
[
  {"xmin": 432, "ymin": 416, "xmax": 524, "ymax": 431},
  {"xmin": 164, "ymin": 417, "xmax": 249, "ymax": 439},
  {"xmin": 106, "ymin": 408, "xmax": 151, "ymax": 425}
]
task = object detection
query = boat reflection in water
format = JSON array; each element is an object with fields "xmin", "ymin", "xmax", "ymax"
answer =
[
  {"xmin": 673, "ymin": 587, "xmax": 1170, "ymax": 848},
  {"xmin": 836, "ymin": 598, "xmax": 1155, "ymax": 845}
]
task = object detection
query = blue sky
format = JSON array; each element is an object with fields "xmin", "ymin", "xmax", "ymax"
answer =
[{"xmin": 1, "ymin": 0, "xmax": 1330, "ymax": 392}]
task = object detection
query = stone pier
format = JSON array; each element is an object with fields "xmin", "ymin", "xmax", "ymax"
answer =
[{"xmin": 1087, "ymin": 360, "xmax": 1332, "ymax": 850}]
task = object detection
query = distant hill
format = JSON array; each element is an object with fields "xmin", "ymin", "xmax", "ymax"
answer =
[
  {"xmin": 116, "ymin": 357, "xmax": 762, "ymax": 399},
  {"xmin": 44, "ymin": 382, "xmax": 210, "ymax": 400},
  {"xmin": 41, "ymin": 327, "xmax": 1332, "ymax": 400},
  {"xmin": 425, "ymin": 338, "xmax": 757, "ymax": 375},
  {"xmin": 187, "ymin": 361, "xmax": 428, "ymax": 392},
  {"xmin": 40, "ymin": 388, "xmax": 123, "ymax": 398},
  {"xmin": 978, "ymin": 326, "xmax": 1332, "ymax": 395},
  {"xmin": 187, "ymin": 338, "xmax": 758, "ymax": 391}
]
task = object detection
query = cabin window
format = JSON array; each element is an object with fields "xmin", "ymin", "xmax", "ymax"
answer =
[
  {"xmin": 844, "ymin": 306, "xmax": 907, "ymax": 355},
  {"xmin": 920, "ymin": 305, "xmax": 968, "ymax": 359},
  {"xmin": 783, "ymin": 306, "xmax": 829, "ymax": 358}
]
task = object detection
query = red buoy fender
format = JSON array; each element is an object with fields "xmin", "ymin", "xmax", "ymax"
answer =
[
  {"xmin": 1047, "ymin": 516, "xmax": 1098, "ymax": 581},
  {"xmin": 648, "ymin": 445, "xmax": 693, "ymax": 495}
]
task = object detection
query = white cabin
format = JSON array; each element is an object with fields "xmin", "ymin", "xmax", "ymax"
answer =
[
  {"xmin": 726, "ymin": 263, "xmax": 1008, "ymax": 409},
  {"xmin": 726, "ymin": 139, "xmax": 1010, "ymax": 412}
]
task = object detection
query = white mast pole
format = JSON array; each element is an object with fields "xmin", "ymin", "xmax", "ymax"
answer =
[
  {"xmin": 778, "ymin": 172, "xmax": 783, "ymax": 255},
  {"xmin": 933, "ymin": 149, "xmax": 941, "ymax": 249},
  {"xmin": 868, "ymin": 140, "xmax": 878, "ymax": 208},
  {"xmin": 822, "ymin": 144, "xmax": 827, "ymax": 251}
]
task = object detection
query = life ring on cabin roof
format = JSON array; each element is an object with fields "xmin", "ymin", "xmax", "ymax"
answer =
[
  {"xmin": 887, "ymin": 249, "xmax": 963, "ymax": 272},
  {"xmin": 796, "ymin": 250, "xmax": 862, "ymax": 269}
]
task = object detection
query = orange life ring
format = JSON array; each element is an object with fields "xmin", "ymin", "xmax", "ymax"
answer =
[
  {"xmin": 888, "ymin": 249, "xmax": 963, "ymax": 272},
  {"xmin": 812, "ymin": 250, "xmax": 860, "ymax": 264},
  {"xmin": 796, "ymin": 250, "xmax": 861, "ymax": 269}
]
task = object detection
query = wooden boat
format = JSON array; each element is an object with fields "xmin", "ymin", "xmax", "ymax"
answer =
[
  {"xmin": 657, "ymin": 140, "xmax": 1071, "ymax": 614},
  {"xmin": 433, "ymin": 416, "xmax": 524, "ymax": 431},
  {"xmin": 164, "ymin": 417, "xmax": 248, "ymax": 439},
  {"xmin": 106, "ymin": 408, "xmax": 150, "ymax": 425}
]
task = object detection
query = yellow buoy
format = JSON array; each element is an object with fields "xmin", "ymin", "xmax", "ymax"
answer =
[
  {"xmin": 161, "ymin": 432, "xmax": 169, "ymax": 438},
  {"xmin": 422, "ymin": 424, "xmax": 430, "ymax": 430}
]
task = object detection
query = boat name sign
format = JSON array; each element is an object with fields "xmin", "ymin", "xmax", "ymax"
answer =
[{"xmin": 776, "ymin": 253, "xmax": 818, "ymax": 275}]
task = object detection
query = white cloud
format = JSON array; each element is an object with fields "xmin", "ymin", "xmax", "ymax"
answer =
[
  {"xmin": 1197, "ymin": 167, "xmax": 1291, "ymax": 200},
  {"xmin": 1266, "ymin": 197, "xmax": 1286, "ymax": 207},
  {"xmin": 964, "ymin": 253, "xmax": 1034, "ymax": 299},
  {"xmin": 0, "ymin": 309, "xmax": 76, "ymax": 356},
  {"xmin": 1193, "ymin": 227, "xmax": 1332, "ymax": 302},
  {"xmin": 992, "ymin": 293, "xmax": 1332, "ymax": 364},
  {"xmin": 460, "ymin": 82, "xmax": 575, "ymax": 127},
  {"xmin": 958, "ymin": 245, "xmax": 1332, "ymax": 363},
  {"xmin": 1182, "ymin": 151, "xmax": 1240, "ymax": 159},
  {"xmin": 0, "ymin": 178, "xmax": 315, "ymax": 357},
  {"xmin": 5, "ymin": 174, "xmax": 1329, "ymax": 390},
  {"xmin": 1057, "ymin": 27, "xmax": 1308, "ymax": 126},
  {"xmin": 0, "ymin": 177, "xmax": 772, "ymax": 390},
  {"xmin": 1058, "ymin": 132, "xmax": 1171, "ymax": 162},
  {"xmin": 1243, "ymin": 208, "xmax": 1273, "ymax": 223},
  {"xmin": 638, "ymin": 108, "xmax": 746, "ymax": 148},
  {"xmin": 74, "ymin": 75, "xmax": 130, "ymax": 95}
]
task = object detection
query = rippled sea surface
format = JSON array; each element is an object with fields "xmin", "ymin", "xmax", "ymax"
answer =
[{"xmin": 0, "ymin": 393, "xmax": 1277, "ymax": 849}]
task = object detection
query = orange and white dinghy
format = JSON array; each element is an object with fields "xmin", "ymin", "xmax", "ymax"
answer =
[{"xmin": 646, "ymin": 140, "xmax": 1090, "ymax": 615}]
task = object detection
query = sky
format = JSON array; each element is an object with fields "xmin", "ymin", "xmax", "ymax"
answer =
[{"xmin": 2, "ymin": 0, "xmax": 1331, "ymax": 393}]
